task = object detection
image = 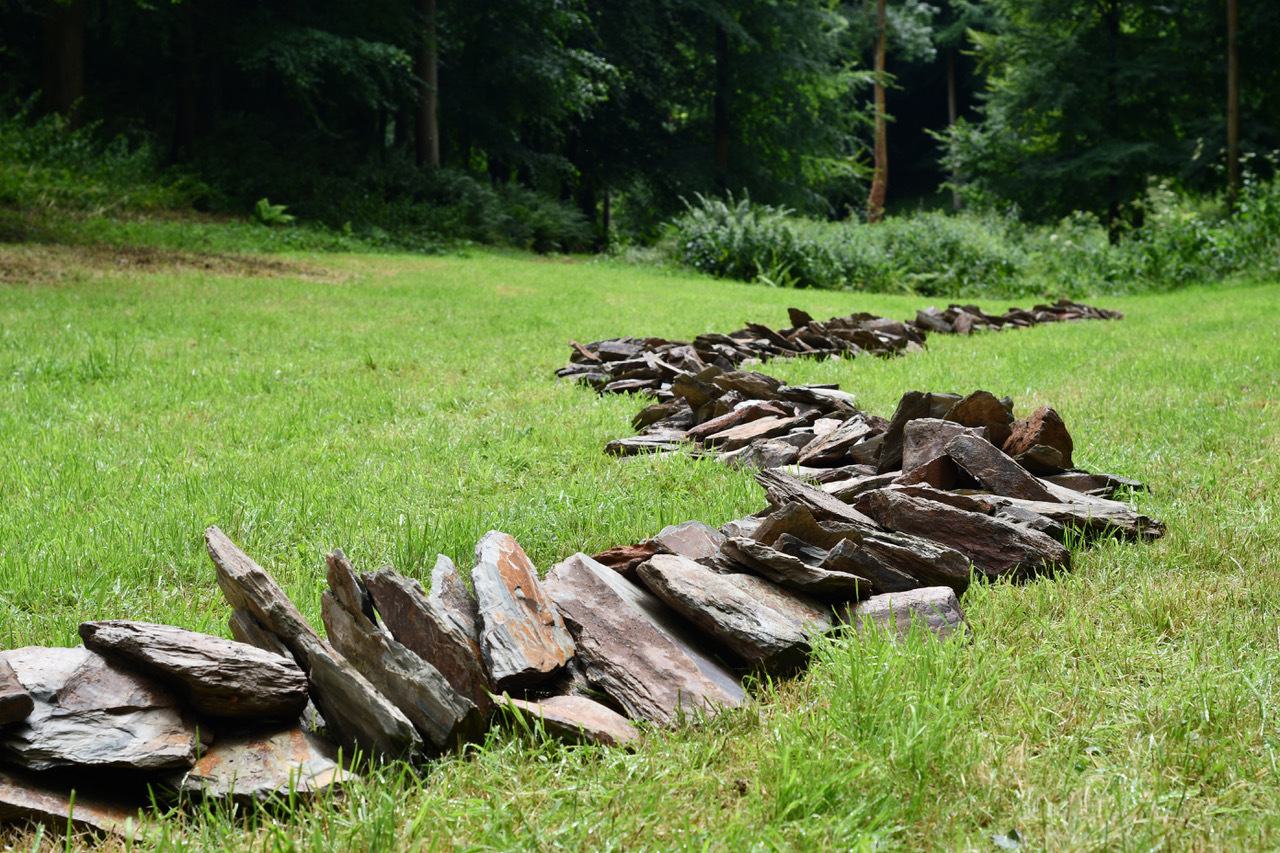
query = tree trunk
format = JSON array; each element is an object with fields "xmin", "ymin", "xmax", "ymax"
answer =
[
  {"xmin": 40, "ymin": 0, "xmax": 85, "ymax": 129},
  {"xmin": 1227, "ymin": 0, "xmax": 1240, "ymax": 212},
  {"xmin": 947, "ymin": 48, "xmax": 961, "ymax": 213},
  {"xmin": 866, "ymin": 0, "xmax": 888, "ymax": 224},
  {"xmin": 416, "ymin": 0, "xmax": 440, "ymax": 167},
  {"xmin": 714, "ymin": 22, "xmax": 730, "ymax": 189}
]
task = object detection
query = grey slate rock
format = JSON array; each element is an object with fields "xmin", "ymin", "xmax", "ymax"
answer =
[
  {"xmin": 205, "ymin": 525, "xmax": 423, "ymax": 763},
  {"xmin": 820, "ymin": 526, "xmax": 975, "ymax": 594},
  {"xmin": 652, "ymin": 520, "xmax": 725, "ymax": 563},
  {"xmin": 492, "ymin": 694, "xmax": 639, "ymax": 748},
  {"xmin": 472, "ymin": 531, "xmax": 576, "ymax": 690},
  {"xmin": 637, "ymin": 554, "xmax": 832, "ymax": 676},
  {"xmin": 429, "ymin": 554, "xmax": 481, "ymax": 644},
  {"xmin": 0, "ymin": 646, "xmax": 199, "ymax": 772},
  {"xmin": 0, "ymin": 658, "xmax": 34, "ymax": 726},
  {"xmin": 944, "ymin": 433, "xmax": 1060, "ymax": 503},
  {"xmin": 840, "ymin": 586, "xmax": 968, "ymax": 640},
  {"xmin": 167, "ymin": 724, "xmax": 351, "ymax": 803},
  {"xmin": 78, "ymin": 620, "xmax": 308, "ymax": 721},
  {"xmin": 721, "ymin": 537, "xmax": 868, "ymax": 600},
  {"xmin": 362, "ymin": 565, "xmax": 492, "ymax": 717},
  {"xmin": 542, "ymin": 553, "xmax": 743, "ymax": 726}
]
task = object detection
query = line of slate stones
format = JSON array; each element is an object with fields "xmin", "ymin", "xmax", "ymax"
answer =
[{"xmin": 555, "ymin": 299, "xmax": 1123, "ymax": 399}]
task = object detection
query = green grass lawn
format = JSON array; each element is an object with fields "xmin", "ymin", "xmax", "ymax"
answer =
[{"xmin": 1, "ymin": 242, "xmax": 1278, "ymax": 850}]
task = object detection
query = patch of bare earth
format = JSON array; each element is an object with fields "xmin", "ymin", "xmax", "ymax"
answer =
[{"xmin": 0, "ymin": 243, "xmax": 347, "ymax": 286}]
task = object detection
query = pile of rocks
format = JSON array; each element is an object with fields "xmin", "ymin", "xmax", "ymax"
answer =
[{"xmin": 556, "ymin": 300, "xmax": 1123, "ymax": 398}]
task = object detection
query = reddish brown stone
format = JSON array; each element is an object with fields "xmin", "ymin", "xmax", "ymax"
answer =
[{"xmin": 1003, "ymin": 406, "xmax": 1074, "ymax": 468}]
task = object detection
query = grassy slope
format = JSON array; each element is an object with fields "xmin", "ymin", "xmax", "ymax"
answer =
[{"xmin": 1, "ymin": 244, "xmax": 1278, "ymax": 850}]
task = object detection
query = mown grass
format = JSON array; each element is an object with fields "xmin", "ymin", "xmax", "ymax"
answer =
[{"xmin": 1, "ymin": 242, "xmax": 1278, "ymax": 850}]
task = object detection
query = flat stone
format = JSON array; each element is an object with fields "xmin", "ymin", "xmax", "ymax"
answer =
[
  {"xmin": 989, "ymin": 494, "xmax": 1166, "ymax": 542},
  {"xmin": 0, "ymin": 658, "xmax": 34, "ymax": 725},
  {"xmin": 703, "ymin": 416, "xmax": 803, "ymax": 452},
  {"xmin": 589, "ymin": 542, "xmax": 659, "ymax": 581},
  {"xmin": 901, "ymin": 418, "xmax": 981, "ymax": 473},
  {"xmin": 893, "ymin": 455, "xmax": 970, "ymax": 491},
  {"xmin": 722, "ymin": 438, "xmax": 800, "ymax": 470},
  {"xmin": 321, "ymin": 591, "xmax": 483, "ymax": 752},
  {"xmin": 362, "ymin": 566, "xmax": 492, "ymax": 716},
  {"xmin": 1003, "ymin": 406, "xmax": 1074, "ymax": 468},
  {"xmin": 0, "ymin": 766, "xmax": 148, "ymax": 840},
  {"xmin": 542, "ymin": 553, "xmax": 743, "ymax": 726},
  {"xmin": 945, "ymin": 433, "xmax": 1061, "ymax": 503},
  {"xmin": 493, "ymin": 694, "xmax": 639, "ymax": 748},
  {"xmin": 167, "ymin": 725, "xmax": 350, "ymax": 803},
  {"xmin": 472, "ymin": 531, "xmax": 576, "ymax": 690},
  {"xmin": 78, "ymin": 621, "xmax": 308, "ymax": 721},
  {"xmin": 652, "ymin": 520, "xmax": 725, "ymax": 563},
  {"xmin": 889, "ymin": 484, "xmax": 998, "ymax": 514},
  {"xmin": 0, "ymin": 647, "xmax": 198, "ymax": 772},
  {"xmin": 839, "ymin": 587, "xmax": 968, "ymax": 640},
  {"xmin": 752, "ymin": 502, "xmax": 846, "ymax": 551},
  {"xmin": 205, "ymin": 526, "xmax": 422, "ymax": 763},
  {"xmin": 638, "ymin": 555, "xmax": 832, "ymax": 676},
  {"xmin": 672, "ymin": 373, "xmax": 723, "ymax": 409},
  {"xmin": 820, "ymin": 526, "xmax": 975, "ymax": 594},
  {"xmin": 823, "ymin": 472, "xmax": 900, "ymax": 501},
  {"xmin": 686, "ymin": 402, "xmax": 788, "ymax": 443},
  {"xmin": 721, "ymin": 537, "xmax": 868, "ymax": 600},
  {"xmin": 429, "ymin": 554, "xmax": 482, "ymax": 647},
  {"xmin": 797, "ymin": 417, "xmax": 874, "ymax": 466},
  {"xmin": 711, "ymin": 370, "xmax": 784, "ymax": 399},
  {"xmin": 1045, "ymin": 470, "xmax": 1146, "ymax": 498},
  {"xmin": 755, "ymin": 468, "xmax": 879, "ymax": 527},
  {"xmin": 720, "ymin": 515, "xmax": 764, "ymax": 540},
  {"xmin": 1013, "ymin": 444, "xmax": 1066, "ymax": 475},
  {"xmin": 993, "ymin": 505, "xmax": 1068, "ymax": 540},
  {"xmin": 856, "ymin": 489, "xmax": 1070, "ymax": 581},
  {"xmin": 605, "ymin": 433, "xmax": 687, "ymax": 457}
]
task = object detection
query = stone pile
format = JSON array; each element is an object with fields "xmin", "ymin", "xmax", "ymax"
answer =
[{"xmin": 556, "ymin": 299, "xmax": 1122, "ymax": 398}]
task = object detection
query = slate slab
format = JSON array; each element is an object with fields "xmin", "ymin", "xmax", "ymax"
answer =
[
  {"xmin": 472, "ymin": 531, "xmax": 576, "ymax": 690},
  {"xmin": 493, "ymin": 694, "xmax": 639, "ymax": 748},
  {"xmin": 0, "ymin": 658, "xmax": 34, "ymax": 725},
  {"xmin": 754, "ymin": 468, "xmax": 879, "ymax": 527},
  {"xmin": 0, "ymin": 646, "xmax": 199, "ymax": 772},
  {"xmin": 856, "ymin": 489, "xmax": 1070, "ymax": 580},
  {"xmin": 721, "ymin": 537, "xmax": 868, "ymax": 600},
  {"xmin": 362, "ymin": 566, "xmax": 493, "ymax": 717},
  {"xmin": 429, "ymin": 554, "xmax": 482, "ymax": 644},
  {"xmin": 321, "ymin": 590, "xmax": 483, "ymax": 752},
  {"xmin": 542, "ymin": 553, "xmax": 743, "ymax": 726},
  {"xmin": 819, "ymin": 526, "xmax": 975, "ymax": 594},
  {"xmin": 78, "ymin": 620, "xmax": 308, "ymax": 721},
  {"xmin": 944, "ymin": 433, "xmax": 1061, "ymax": 503},
  {"xmin": 652, "ymin": 520, "xmax": 725, "ymax": 563},
  {"xmin": 840, "ymin": 586, "xmax": 968, "ymax": 640},
  {"xmin": 901, "ymin": 418, "xmax": 980, "ymax": 473},
  {"xmin": 167, "ymin": 725, "xmax": 350, "ymax": 803},
  {"xmin": 637, "ymin": 554, "xmax": 832, "ymax": 676},
  {"xmin": 205, "ymin": 526, "xmax": 422, "ymax": 763}
]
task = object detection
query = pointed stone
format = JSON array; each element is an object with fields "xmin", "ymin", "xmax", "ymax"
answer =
[
  {"xmin": 652, "ymin": 520, "xmax": 725, "ymax": 563},
  {"xmin": 902, "ymin": 418, "xmax": 981, "ymax": 473},
  {"xmin": 638, "ymin": 554, "xmax": 832, "ymax": 676},
  {"xmin": 321, "ymin": 591, "xmax": 483, "ymax": 751},
  {"xmin": 754, "ymin": 468, "xmax": 878, "ymax": 527},
  {"xmin": 78, "ymin": 621, "xmax": 308, "ymax": 721},
  {"xmin": 0, "ymin": 647, "xmax": 199, "ymax": 772},
  {"xmin": 797, "ymin": 417, "xmax": 874, "ymax": 466},
  {"xmin": 326, "ymin": 549, "xmax": 381, "ymax": 628},
  {"xmin": 877, "ymin": 391, "xmax": 962, "ymax": 473},
  {"xmin": 944, "ymin": 433, "xmax": 1061, "ymax": 502},
  {"xmin": 855, "ymin": 489, "xmax": 1070, "ymax": 580},
  {"xmin": 0, "ymin": 658, "xmax": 33, "ymax": 725},
  {"xmin": 429, "ymin": 554, "xmax": 481, "ymax": 644},
  {"xmin": 492, "ymin": 694, "xmax": 639, "ymax": 748},
  {"xmin": 362, "ymin": 566, "xmax": 492, "ymax": 717},
  {"xmin": 205, "ymin": 526, "xmax": 422, "ymax": 763},
  {"xmin": 167, "ymin": 725, "xmax": 351, "ymax": 803},
  {"xmin": 542, "ymin": 553, "xmax": 744, "ymax": 726},
  {"xmin": 943, "ymin": 390, "xmax": 1014, "ymax": 448},
  {"xmin": 838, "ymin": 586, "xmax": 968, "ymax": 640},
  {"xmin": 472, "ymin": 531, "xmax": 575, "ymax": 690},
  {"xmin": 1003, "ymin": 406, "xmax": 1074, "ymax": 467},
  {"xmin": 0, "ymin": 766, "xmax": 148, "ymax": 840},
  {"xmin": 819, "ymin": 527, "xmax": 975, "ymax": 594}
]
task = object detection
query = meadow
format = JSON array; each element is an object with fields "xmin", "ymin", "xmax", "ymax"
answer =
[{"xmin": 1, "ymin": 242, "xmax": 1278, "ymax": 850}]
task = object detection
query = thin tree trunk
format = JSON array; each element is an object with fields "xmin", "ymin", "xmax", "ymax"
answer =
[
  {"xmin": 1227, "ymin": 0, "xmax": 1240, "ymax": 212},
  {"xmin": 416, "ymin": 0, "xmax": 440, "ymax": 167},
  {"xmin": 866, "ymin": 0, "xmax": 888, "ymax": 223},
  {"xmin": 947, "ymin": 48, "xmax": 961, "ymax": 213},
  {"xmin": 714, "ymin": 22, "xmax": 730, "ymax": 189},
  {"xmin": 40, "ymin": 0, "xmax": 84, "ymax": 129}
]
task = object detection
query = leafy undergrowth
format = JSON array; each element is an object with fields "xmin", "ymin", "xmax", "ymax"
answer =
[{"xmin": 1, "ymin": 244, "xmax": 1278, "ymax": 850}]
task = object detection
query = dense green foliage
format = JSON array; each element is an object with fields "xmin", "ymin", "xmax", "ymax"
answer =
[
  {"xmin": 669, "ymin": 175, "xmax": 1280, "ymax": 296},
  {"xmin": 2, "ymin": 243, "xmax": 1279, "ymax": 849}
]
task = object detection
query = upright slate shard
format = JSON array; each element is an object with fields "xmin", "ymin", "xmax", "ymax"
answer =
[
  {"xmin": 471, "ymin": 531, "xmax": 576, "ymax": 690},
  {"xmin": 205, "ymin": 526, "xmax": 423, "ymax": 763},
  {"xmin": 543, "ymin": 553, "xmax": 743, "ymax": 726}
]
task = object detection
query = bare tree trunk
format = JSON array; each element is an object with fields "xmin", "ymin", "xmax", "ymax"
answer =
[
  {"xmin": 1227, "ymin": 0, "xmax": 1240, "ymax": 212},
  {"xmin": 40, "ymin": 0, "xmax": 84, "ymax": 129},
  {"xmin": 866, "ymin": 0, "xmax": 888, "ymax": 223},
  {"xmin": 416, "ymin": 0, "xmax": 440, "ymax": 167},
  {"xmin": 947, "ymin": 48, "xmax": 961, "ymax": 213},
  {"xmin": 714, "ymin": 22, "xmax": 730, "ymax": 189}
]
